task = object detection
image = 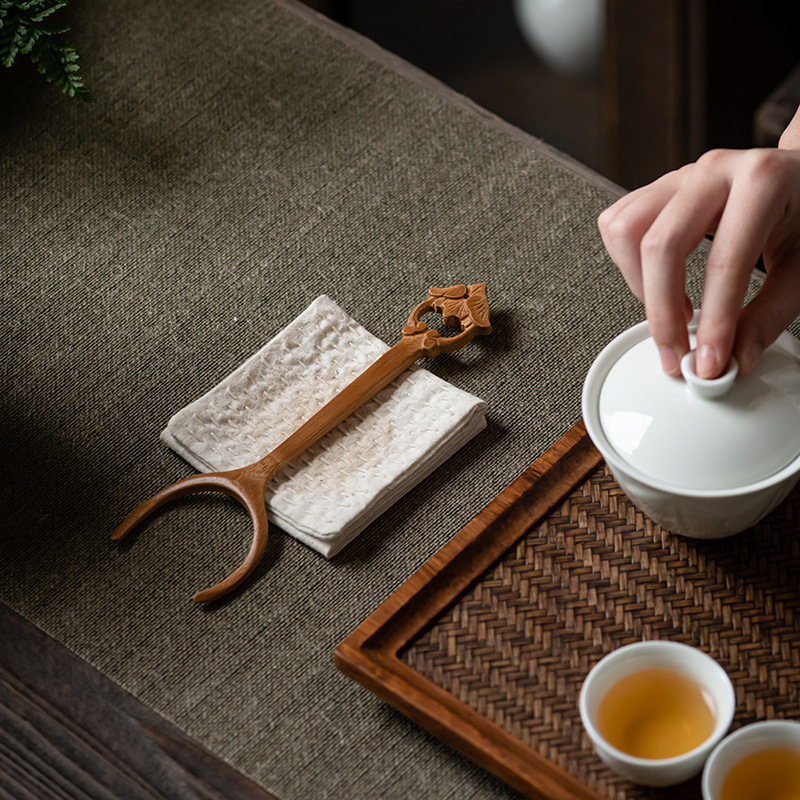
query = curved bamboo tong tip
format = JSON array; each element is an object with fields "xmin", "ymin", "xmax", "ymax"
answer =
[{"xmin": 112, "ymin": 283, "xmax": 491, "ymax": 603}]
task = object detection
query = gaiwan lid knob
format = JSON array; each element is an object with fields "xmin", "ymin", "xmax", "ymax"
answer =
[{"xmin": 597, "ymin": 327, "xmax": 800, "ymax": 491}]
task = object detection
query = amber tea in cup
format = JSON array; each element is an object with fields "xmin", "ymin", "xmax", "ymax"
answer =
[
  {"xmin": 719, "ymin": 747, "xmax": 800, "ymax": 800},
  {"xmin": 597, "ymin": 666, "xmax": 716, "ymax": 759},
  {"xmin": 581, "ymin": 641, "xmax": 735, "ymax": 787},
  {"xmin": 703, "ymin": 721, "xmax": 800, "ymax": 800}
]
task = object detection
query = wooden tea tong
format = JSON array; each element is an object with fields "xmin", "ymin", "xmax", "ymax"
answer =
[{"xmin": 112, "ymin": 284, "xmax": 491, "ymax": 603}]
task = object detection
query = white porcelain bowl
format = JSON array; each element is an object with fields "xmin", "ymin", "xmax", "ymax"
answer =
[
  {"xmin": 702, "ymin": 720, "xmax": 800, "ymax": 800},
  {"xmin": 580, "ymin": 641, "xmax": 735, "ymax": 787},
  {"xmin": 582, "ymin": 315, "xmax": 800, "ymax": 538}
]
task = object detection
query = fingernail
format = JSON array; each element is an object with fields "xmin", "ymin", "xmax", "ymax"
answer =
[
  {"xmin": 695, "ymin": 345, "xmax": 719, "ymax": 379},
  {"xmin": 658, "ymin": 346, "xmax": 682, "ymax": 376},
  {"xmin": 738, "ymin": 342, "xmax": 763, "ymax": 375}
]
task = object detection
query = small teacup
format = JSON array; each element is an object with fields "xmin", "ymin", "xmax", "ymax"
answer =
[
  {"xmin": 579, "ymin": 641, "xmax": 735, "ymax": 787},
  {"xmin": 702, "ymin": 720, "xmax": 800, "ymax": 800}
]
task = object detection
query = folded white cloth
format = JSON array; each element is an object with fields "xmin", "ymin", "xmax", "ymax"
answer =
[{"xmin": 161, "ymin": 295, "xmax": 487, "ymax": 556}]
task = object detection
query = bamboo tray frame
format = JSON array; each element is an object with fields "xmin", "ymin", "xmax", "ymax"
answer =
[{"xmin": 333, "ymin": 421, "xmax": 800, "ymax": 800}]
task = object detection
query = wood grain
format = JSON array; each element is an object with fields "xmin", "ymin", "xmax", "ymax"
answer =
[{"xmin": 0, "ymin": 602, "xmax": 278, "ymax": 800}]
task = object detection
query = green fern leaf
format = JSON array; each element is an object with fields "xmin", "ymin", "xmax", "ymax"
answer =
[{"xmin": 0, "ymin": 0, "xmax": 93, "ymax": 102}]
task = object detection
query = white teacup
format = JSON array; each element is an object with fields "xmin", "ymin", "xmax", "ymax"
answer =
[
  {"xmin": 702, "ymin": 720, "xmax": 800, "ymax": 800},
  {"xmin": 579, "ymin": 641, "xmax": 735, "ymax": 787}
]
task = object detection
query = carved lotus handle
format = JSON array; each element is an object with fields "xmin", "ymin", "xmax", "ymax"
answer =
[{"xmin": 402, "ymin": 283, "xmax": 492, "ymax": 356}]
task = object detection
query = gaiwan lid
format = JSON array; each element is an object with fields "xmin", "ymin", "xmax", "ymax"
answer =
[{"xmin": 592, "ymin": 318, "xmax": 800, "ymax": 491}]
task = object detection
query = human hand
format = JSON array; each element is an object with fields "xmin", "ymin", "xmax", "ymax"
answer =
[{"xmin": 598, "ymin": 146, "xmax": 800, "ymax": 378}]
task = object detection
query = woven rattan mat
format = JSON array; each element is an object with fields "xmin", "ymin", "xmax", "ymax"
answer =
[
  {"xmin": 335, "ymin": 423, "xmax": 800, "ymax": 798},
  {"xmin": 398, "ymin": 461, "xmax": 800, "ymax": 800}
]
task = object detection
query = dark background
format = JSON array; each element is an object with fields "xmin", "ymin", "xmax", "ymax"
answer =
[{"xmin": 302, "ymin": 0, "xmax": 800, "ymax": 189}]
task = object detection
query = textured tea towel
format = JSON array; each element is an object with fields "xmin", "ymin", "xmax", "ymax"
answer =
[{"xmin": 161, "ymin": 296, "xmax": 488, "ymax": 557}]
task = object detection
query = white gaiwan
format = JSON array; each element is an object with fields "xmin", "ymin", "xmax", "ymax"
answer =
[{"xmin": 582, "ymin": 313, "xmax": 800, "ymax": 538}]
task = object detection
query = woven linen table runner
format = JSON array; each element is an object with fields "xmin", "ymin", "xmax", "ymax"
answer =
[{"xmin": 0, "ymin": 1, "xmax": 732, "ymax": 799}]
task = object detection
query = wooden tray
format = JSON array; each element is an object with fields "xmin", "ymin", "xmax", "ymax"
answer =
[{"xmin": 333, "ymin": 421, "xmax": 800, "ymax": 800}]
